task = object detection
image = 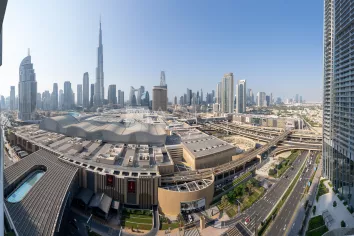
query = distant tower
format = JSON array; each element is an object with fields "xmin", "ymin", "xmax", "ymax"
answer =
[
  {"xmin": 51, "ymin": 83, "xmax": 58, "ymax": 110},
  {"xmin": 63, "ymin": 81, "xmax": 72, "ymax": 110},
  {"xmin": 18, "ymin": 49, "xmax": 37, "ymax": 120},
  {"xmin": 118, "ymin": 90, "xmax": 124, "ymax": 108},
  {"xmin": 9, "ymin": 86, "xmax": 15, "ymax": 110},
  {"xmin": 221, "ymin": 73, "xmax": 234, "ymax": 113},
  {"xmin": 236, "ymin": 80, "xmax": 246, "ymax": 113},
  {"xmin": 77, "ymin": 84, "xmax": 83, "ymax": 106},
  {"xmin": 83, "ymin": 72, "xmax": 90, "ymax": 108},
  {"xmin": 94, "ymin": 17, "xmax": 104, "ymax": 106},
  {"xmin": 160, "ymin": 71, "xmax": 167, "ymax": 88}
]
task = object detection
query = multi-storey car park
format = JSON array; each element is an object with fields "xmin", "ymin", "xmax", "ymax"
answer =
[{"xmin": 4, "ymin": 109, "xmax": 322, "ymax": 235}]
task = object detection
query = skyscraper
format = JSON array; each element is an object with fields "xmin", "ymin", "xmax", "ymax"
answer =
[
  {"xmin": 83, "ymin": 72, "xmax": 89, "ymax": 108},
  {"xmin": 0, "ymin": 0, "xmax": 7, "ymax": 66},
  {"xmin": 200, "ymin": 89, "xmax": 203, "ymax": 104},
  {"xmin": 18, "ymin": 49, "xmax": 37, "ymax": 120},
  {"xmin": 94, "ymin": 18, "xmax": 104, "ymax": 106},
  {"xmin": 265, "ymin": 95, "xmax": 270, "ymax": 107},
  {"xmin": 216, "ymin": 82, "xmax": 221, "ymax": 107},
  {"xmin": 174, "ymin": 96, "xmax": 177, "ymax": 105},
  {"xmin": 51, "ymin": 83, "xmax": 58, "ymax": 110},
  {"xmin": 118, "ymin": 90, "xmax": 124, "ymax": 108},
  {"xmin": 63, "ymin": 81, "xmax": 72, "ymax": 110},
  {"xmin": 236, "ymin": 80, "xmax": 246, "ymax": 113},
  {"xmin": 186, "ymin": 88, "xmax": 192, "ymax": 106},
  {"xmin": 221, "ymin": 73, "xmax": 234, "ymax": 113},
  {"xmin": 0, "ymin": 95, "xmax": 5, "ymax": 110},
  {"xmin": 36, "ymin": 93, "xmax": 42, "ymax": 110},
  {"xmin": 59, "ymin": 89, "xmax": 63, "ymax": 109},
  {"xmin": 141, "ymin": 91, "xmax": 150, "ymax": 107},
  {"xmin": 108, "ymin": 84, "xmax": 117, "ymax": 104},
  {"xmin": 323, "ymin": 0, "xmax": 354, "ymax": 204},
  {"xmin": 160, "ymin": 71, "xmax": 167, "ymax": 88},
  {"xmin": 10, "ymin": 86, "xmax": 15, "ymax": 110},
  {"xmin": 90, "ymin": 84, "xmax": 94, "ymax": 107},
  {"xmin": 42, "ymin": 90, "xmax": 51, "ymax": 110},
  {"xmin": 257, "ymin": 92, "xmax": 266, "ymax": 107},
  {"xmin": 77, "ymin": 84, "xmax": 83, "ymax": 106}
]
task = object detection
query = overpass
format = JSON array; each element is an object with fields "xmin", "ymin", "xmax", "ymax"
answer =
[
  {"xmin": 161, "ymin": 130, "xmax": 291, "ymax": 184},
  {"xmin": 270, "ymin": 145, "xmax": 322, "ymax": 156},
  {"xmin": 204, "ymin": 122, "xmax": 322, "ymax": 144}
]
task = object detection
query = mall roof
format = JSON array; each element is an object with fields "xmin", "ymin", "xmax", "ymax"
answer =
[
  {"xmin": 39, "ymin": 115, "xmax": 167, "ymax": 145},
  {"xmin": 4, "ymin": 149, "xmax": 78, "ymax": 236},
  {"xmin": 182, "ymin": 135, "xmax": 235, "ymax": 159}
]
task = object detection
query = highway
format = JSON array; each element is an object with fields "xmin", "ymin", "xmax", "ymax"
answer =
[
  {"xmin": 221, "ymin": 151, "xmax": 309, "ymax": 236},
  {"xmin": 265, "ymin": 152, "xmax": 318, "ymax": 236}
]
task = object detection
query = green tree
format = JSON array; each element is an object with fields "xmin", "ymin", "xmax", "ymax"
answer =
[
  {"xmin": 333, "ymin": 201, "xmax": 337, "ymax": 207},
  {"xmin": 312, "ymin": 205, "xmax": 316, "ymax": 215},
  {"xmin": 235, "ymin": 185, "xmax": 245, "ymax": 197},
  {"xmin": 246, "ymin": 182, "xmax": 253, "ymax": 196}
]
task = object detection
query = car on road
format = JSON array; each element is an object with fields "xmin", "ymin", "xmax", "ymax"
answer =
[{"xmin": 244, "ymin": 217, "xmax": 250, "ymax": 225}]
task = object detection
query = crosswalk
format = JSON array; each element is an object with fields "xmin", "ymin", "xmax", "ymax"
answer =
[{"xmin": 184, "ymin": 227, "xmax": 201, "ymax": 236}]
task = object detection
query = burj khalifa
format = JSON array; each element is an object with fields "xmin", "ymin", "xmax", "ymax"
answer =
[{"xmin": 94, "ymin": 18, "xmax": 104, "ymax": 106}]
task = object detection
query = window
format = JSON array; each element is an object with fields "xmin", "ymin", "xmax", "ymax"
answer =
[{"xmin": 7, "ymin": 170, "xmax": 45, "ymax": 203}]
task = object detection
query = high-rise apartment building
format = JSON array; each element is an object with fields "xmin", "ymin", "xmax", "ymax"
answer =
[
  {"xmin": 63, "ymin": 81, "xmax": 72, "ymax": 110},
  {"xmin": 10, "ymin": 86, "xmax": 15, "ymax": 110},
  {"xmin": 152, "ymin": 86, "xmax": 167, "ymax": 111},
  {"xmin": 94, "ymin": 19, "xmax": 104, "ymax": 106},
  {"xmin": 221, "ymin": 73, "xmax": 234, "ymax": 113},
  {"xmin": 174, "ymin": 96, "xmax": 177, "ymax": 105},
  {"xmin": 83, "ymin": 72, "xmax": 89, "ymax": 108},
  {"xmin": 77, "ymin": 84, "xmax": 83, "ymax": 106},
  {"xmin": 257, "ymin": 92, "xmax": 266, "ymax": 107},
  {"xmin": 18, "ymin": 50, "xmax": 37, "ymax": 120},
  {"xmin": 323, "ymin": 0, "xmax": 354, "ymax": 204},
  {"xmin": 118, "ymin": 90, "xmax": 124, "ymax": 108},
  {"xmin": 0, "ymin": 0, "xmax": 7, "ymax": 66},
  {"xmin": 236, "ymin": 80, "xmax": 246, "ymax": 113},
  {"xmin": 108, "ymin": 85, "xmax": 117, "ymax": 104},
  {"xmin": 51, "ymin": 83, "xmax": 58, "ymax": 110},
  {"xmin": 216, "ymin": 82, "xmax": 221, "ymax": 105}
]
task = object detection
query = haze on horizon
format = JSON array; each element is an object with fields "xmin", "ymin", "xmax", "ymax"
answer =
[{"xmin": 0, "ymin": 0, "xmax": 323, "ymax": 102}]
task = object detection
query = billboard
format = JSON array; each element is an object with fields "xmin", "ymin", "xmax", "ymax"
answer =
[
  {"xmin": 128, "ymin": 180, "xmax": 136, "ymax": 193},
  {"xmin": 106, "ymin": 174, "xmax": 114, "ymax": 187},
  {"xmin": 180, "ymin": 198, "xmax": 205, "ymax": 212}
]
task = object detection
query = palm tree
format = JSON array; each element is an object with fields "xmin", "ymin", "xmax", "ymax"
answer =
[{"xmin": 246, "ymin": 182, "xmax": 253, "ymax": 196}]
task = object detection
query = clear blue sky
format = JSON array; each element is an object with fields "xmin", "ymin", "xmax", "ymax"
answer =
[{"xmin": 0, "ymin": 0, "xmax": 323, "ymax": 102}]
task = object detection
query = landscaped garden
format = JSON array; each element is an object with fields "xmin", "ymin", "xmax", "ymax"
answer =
[
  {"xmin": 316, "ymin": 179, "xmax": 329, "ymax": 201},
  {"xmin": 160, "ymin": 215, "xmax": 181, "ymax": 230},
  {"xmin": 306, "ymin": 215, "xmax": 328, "ymax": 236},
  {"xmin": 121, "ymin": 208, "xmax": 153, "ymax": 231},
  {"xmin": 268, "ymin": 151, "xmax": 300, "ymax": 177},
  {"xmin": 218, "ymin": 178, "xmax": 265, "ymax": 217}
]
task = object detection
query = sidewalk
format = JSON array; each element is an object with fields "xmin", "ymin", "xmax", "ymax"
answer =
[{"xmin": 312, "ymin": 180, "xmax": 354, "ymax": 230}]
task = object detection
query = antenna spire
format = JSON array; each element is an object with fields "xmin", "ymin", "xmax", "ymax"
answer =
[{"xmin": 28, "ymin": 48, "xmax": 30, "ymax": 56}]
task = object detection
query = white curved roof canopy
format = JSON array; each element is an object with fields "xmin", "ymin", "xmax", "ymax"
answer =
[{"xmin": 39, "ymin": 115, "xmax": 167, "ymax": 145}]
